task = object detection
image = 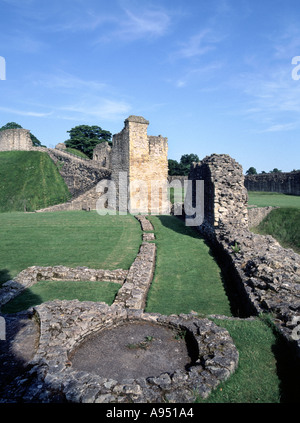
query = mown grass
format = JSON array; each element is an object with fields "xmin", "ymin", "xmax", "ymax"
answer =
[
  {"xmin": 0, "ymin": 151, "xmax": 71, "ymax": 212},
  {"xmin": 248, "ymin": 191, "xmax": 300, "ymax": 208},
  {"xmin": 198, "ymin": 316, "xmax": 299, "ymax": 403},
  {"xmin": 0, "ymin": 211, "xmax": 141, "ymax": 284},
  {"xmin": 145, "ymin": 215, "xmax": 232, "ymax": 317},
  {"xmin": 1, "ymin": 280, "xmax": 120, "ymax": 313}
]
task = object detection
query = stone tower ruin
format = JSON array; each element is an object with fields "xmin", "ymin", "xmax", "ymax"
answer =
[
  {"xmin": 111, "ymin": 115, "xmax": 169, "ymax": 214},
  {"xmin": 0, "ymin": 128, "xmax": 32, "ymax": 151}
]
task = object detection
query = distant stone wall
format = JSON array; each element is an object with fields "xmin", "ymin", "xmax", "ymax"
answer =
[
  {"xmin": 93, "ymin": 142, "xmax": 112, "ymax": 168},
  {"xmin": 189, "ymin": 154, "xmax": 300, "ymax": 361},
  {"xmin": 245, "ymin": 172, "xmax": 300, "ymax": 196},
  {"xmin": 0, "ymin": 129, "xmax": 32, "ymax": 151}
]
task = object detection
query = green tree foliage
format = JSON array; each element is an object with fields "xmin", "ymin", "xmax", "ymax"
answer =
[
  {"xmin": 269, "ymin": 168, "xmax": 282, "ymax": 173},
  {"xmin": 246, "ymin": 167, "xmax": 257, "ymax": 175},
  {"xmin": 168, "ymin": 153, "xmax": 200, "ymax": 176},
  {"xmin": 0, "ymin": 122, "xmax": 43, "ymax": 146},
  {"xmin": 65, "ymin": 125, "xmax": 112, "ymax": 159}
]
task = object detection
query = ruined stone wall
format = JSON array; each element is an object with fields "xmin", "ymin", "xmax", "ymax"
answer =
[
  {"xmin": 111, "ymin": 116, "xmax": 168, "ymax": 214},
  {"xmin": 189, "ymin": 154, "xmax": 249, "ymax": 233},
  {"xmin": 92, "ymin": 142, "xmax": 112, "ymax": 168},
  {"xmin": 189, "ymin": 154, "xmax": 300, "ymax": 361},
  {"xmin": 245, "ymin": 172, "xmax": 300, "ymax": 196},
  {"xmin": 47, "ymin": 148, "xmax": 111, "ymax": 197},
  {"xmin": 0, "ymin": 128, "xmax": 32, "ymax": 151}
]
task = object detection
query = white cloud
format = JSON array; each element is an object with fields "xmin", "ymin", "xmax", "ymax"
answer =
[
  {"xmin": 95, "ymin": 5, "xmax": 171, "ymax": 43},
  {"xmin": 0, "ymin": 106, "xmax": 52, "ymax": 117},
  {"xmin": 58, "ymin": 98, "xmax": 131, "ymax": 121}
]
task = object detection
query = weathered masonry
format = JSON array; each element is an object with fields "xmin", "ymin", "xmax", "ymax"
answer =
[
  {"xmin": 110, "ymin": 116, "xmax": 169, "ymax": 214},
  {"xmin": 245, "ymin": 171, "xmax": 300, "ymax": 196},
  {"xmin": 0, "ymin": 128, "xmax": 32, "ymax": 151},
  {"xmin": 189, "ymin": 154, "xmax": 300, "ymax": 361}
]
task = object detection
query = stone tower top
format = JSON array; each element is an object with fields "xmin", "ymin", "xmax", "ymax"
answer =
[{"xmin": 124, "ymin": 116, "xmax": 149, "ymax": 125}]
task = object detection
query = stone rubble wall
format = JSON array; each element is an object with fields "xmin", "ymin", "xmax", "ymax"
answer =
[
  {"xmin": 189, "ymin": 154, "xmax": 300, "ymax": 360},
  {"xmin": 114, "ymin": 216, "xmax": 156, "ymax": 310},
  {"xmin": 35, "ymin": 185, "xmax": 102, "ymax": 212},
  {"xmin": 247, "ymin": 206, "xmax": 277, "ymax": 228},
  {"xmin": 245, "ymin": 171, "xmax": 300, "ymax": 196}
]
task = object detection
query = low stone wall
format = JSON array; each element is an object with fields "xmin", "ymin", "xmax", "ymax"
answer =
[
  {"xmin": 247, "ymin": 206, "xmax": 277, "ymax": 227},
  {"xmin": 36, "ymin": 185, "xmax": 101, "ymax": 212},
  {"xmin": 1, "ymin": 302, "xmax": 238, "ymax": 403},
  {"xmin": 0, "ymin": 266, "xmax": 128, "ymax": 308}
]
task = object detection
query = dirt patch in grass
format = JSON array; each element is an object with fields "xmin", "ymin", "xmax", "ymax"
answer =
[{"xmin": 69, "ymin": 321, "xmax": 193, "ymax": 380}]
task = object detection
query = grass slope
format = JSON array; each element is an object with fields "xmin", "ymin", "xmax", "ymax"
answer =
[
  {"xmin": 248, "ymin": 191, "xmax": 300, "ymax": 253},
  {"xmin": 0, "ymin": 151, "xmax": 71, "ymax": 212}
]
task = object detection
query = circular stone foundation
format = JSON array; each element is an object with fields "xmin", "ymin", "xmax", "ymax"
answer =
[
  {"xmin": 69, "ymin": 321, "xmax": 193, "ymax": 380},
  {"xmin": 30, "ymin": 302, "xmax": 239, "ymax": 403}
]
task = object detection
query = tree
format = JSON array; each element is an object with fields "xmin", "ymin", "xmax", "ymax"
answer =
[
  {"xmin": 0, "ymin": 122, "xmax": 43, "ymax": 146},
  {"xmin": 168, "ymin": 154, "xmax": 200, "ymax": 176},
  {"xmin": 246, "ymin": 167, "xmax": 257, "ymax": 175},
  {"xmin": 179, "ymin": 153, "xmax": 200, "ymax": 176},
  {"xmin": 168, "ymin": 159, "xmax": 182, "ymax": 176},
  {"xmin": 65, "ymin": 125, "xmax": 112, "ymax": 159},
  {"xmin": 269, "ymin": 168, "xmax": 282, "ymax": 173}
]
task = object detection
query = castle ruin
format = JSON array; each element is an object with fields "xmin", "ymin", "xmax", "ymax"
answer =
[{"xmin": 0, "ymin": 128, "xmax": 32, "ymax": 151}]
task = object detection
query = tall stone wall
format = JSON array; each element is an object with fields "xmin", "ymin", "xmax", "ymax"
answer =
[
  {"xmin": 0, "ymin": 129, "xmax": 32, "ymax": 151},
  {"xmin": 189, "ymin": 154, "xmax": 249, "ymax": 234},
  {"xmin": 245, "ymin": 172, "xmax": 300, "ymax": 196},
  {"xmin": 189, "ymin": 154, "xmax": 300, "ymax": 361},
  {"xmin": 111, "ymin": 116, "xmax": 168, "ymax": 214}
]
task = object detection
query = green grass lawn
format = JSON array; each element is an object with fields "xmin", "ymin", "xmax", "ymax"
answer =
[
  {"xmin": 248, "ymin": 191, "xmax": 300, "ymax": 208},
  {"xmin": 145, "ymin": 215, "xmax": 232, "ymax": 317},
  {"xmin": 1, "ymin": 280, "xmax": 120, "ymax": 313},
  {"xmin": 199, "ymin": 316, "xmax": 299, "ymax": 403},
  {"xmin": 0, "ymin": 211, "xmax": 142, "ymax": 284},
  {"xmin": 0, "ymin": 151, "xmax": 71, "ymax": 212}
]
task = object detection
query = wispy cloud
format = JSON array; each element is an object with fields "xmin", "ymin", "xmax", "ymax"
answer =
[
  {"xmin": 174, "ymin": 29, "xmax": 219, "ymax": 60},
  {"xmin": 58, "ymin": 98, "xmax": 131, "ymax": 121},
  {"xmin": 0, "ymin": 106, "xmax": 52, "ymax": 117},
  {"xmin": 95, "ymin": 5, "xmax": 171, "ymax": 43}
]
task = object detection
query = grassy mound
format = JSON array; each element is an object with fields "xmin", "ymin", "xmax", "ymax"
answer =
[{"xmin": 0, "ymin": 151, "xmax": 71, "ymax": 212}]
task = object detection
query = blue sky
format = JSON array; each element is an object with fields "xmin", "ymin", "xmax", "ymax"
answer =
[{"xmin": 0, "ymin": 0, "xmax": 300, "ymax": 173}]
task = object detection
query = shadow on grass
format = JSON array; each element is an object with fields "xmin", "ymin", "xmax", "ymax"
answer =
[
  {"xmin": 0, "ymin": 269, "xmax": 12, "ymax": 285},
  {"xmin": 272, "ymin": 331, "xmax": 300, "ymax": 403},
  {"xmin": 0, "ymin": 309, "xmax": 40, "ymax": 399}
]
